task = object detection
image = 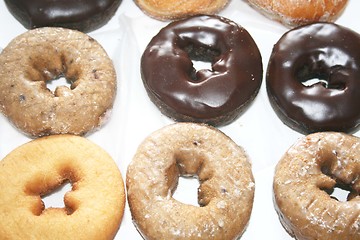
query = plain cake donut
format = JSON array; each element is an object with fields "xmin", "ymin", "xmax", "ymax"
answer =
[
  {"xmin": 0, "ymin": 27, "xmax": 116, "ymax": 137},
  {"xmin": 247, "ymin": 0, "xmax": 348, "ymax": 27},
  {"xmin": 126, "ymin": 123, "xmax": 255, "ymax": 240},
  {"xmin": 0, "ymin": 134, "xmax": 125, "ymax": 239},
  {"xmin": 141, "ymin": 15, "xmax": 263, "ymax": 126},
  {"xmin": 134, "ymin": 0, "xmax": 229, "ymax": 20},
  {"xmin": 4, "ymin": 0, "xmax": 122, "ymax": 32},
  {"xmin": 266, "ymin": 22, "xmax": 360, "ymax": 134},
  {"xmin": 274, "ymin": 132, "xmax": 360, "ymax": 240}
]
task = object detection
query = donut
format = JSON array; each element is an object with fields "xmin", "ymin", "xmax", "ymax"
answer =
[
  {"xmin": 126, "ymin": 123, "xmax": 255, "ymax": 240},
  {"xmin": 273, "ymin": 132, "xmax": 360, "ymax": 240},
  {"xmin": 141, "ymin": 15, "xmax": 263, "ymax": 126},
  {"xmin": 0, "ymin": 134, "xmax": 125, "ymax": 239},
  {"xmin": 247, "ymin": 0, "xmax": 348, "ymax": 27},
  {"xmin": 134, "ymin": 0, "xmax": 229, "ymax": 20},
  {"xmin": 4, "ymin": 0, "xmax": 122, "ymax": 32},
  {"xmin": 0, "ymin": 27, "xmax": 116, "ymax": 137},
  {"xmin": 266, "ymin": 22, "xmax": 360, "ymax": 134}
]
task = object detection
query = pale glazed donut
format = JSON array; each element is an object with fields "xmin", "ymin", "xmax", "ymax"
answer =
[
  {"xmin": 133, "ymin": 0, "xmax": 230, "ymax": 20},
  {"xmin": 274, "ymin": 132, "xmax": 360, "ymax": 240},
  {"xmin": 0, "ymin": 134, "xmax": 125, "ymax": 239},
  {"xmin": 127, "ymin": 123, "xmax": 255, "ymax": 240},
  {"xmin": 0, "ymin": 27, "xmax": 116, "ymax": 137},
  {"xmin": 247, "ymin": 0, "xmax": 348, "ymax": 27}
]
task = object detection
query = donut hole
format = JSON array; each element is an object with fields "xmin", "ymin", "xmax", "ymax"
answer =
[
  {"xmin": 27, "ymin": 52, "xmax": 80, "ymax": 95},
  {"xmin": 171, "ymin": 149, "xmax": 213, "ymax": 207},
  {"xmin": 320, "ymin": 165, "xmax": 358, "ymax": 202},
  {"xmin": 41, "ymin": 180, "xmax": 74, "ymax": 214},
  {"xmin": 296, "ymin": 61, "xmax": 347, "ymax": 90},
  {"xmin": 25, "ymin": 174, "xmax": 77, "ymax": 216},
  {"xmin": 46, "ymin": 74, "xmax": 73, "ymax": 93},
  {"xmin": 182, "ymin": 43, "xmax": 220, "ymax": 82},
  {"xmin": 172, "ymin": 176, "xmax": 200, "ymax": 207},
  {"xmin": 321, "ymin": 182, "xmax": 355, "ymax": 202}
]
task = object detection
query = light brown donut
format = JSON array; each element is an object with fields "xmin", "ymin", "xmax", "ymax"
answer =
[
  {"xmin": 133, "ymin": 0, "xmax": 230, "ymax": 20},
  {"xmin": 274, "ymin": 132, "xmax": 360, "ymax": 240},
  {"xmin": 247, "ymin": 0, "xmax": 348, "ymax": 27},
  {"xmin": 0, "ymin": 134, "xmax": 125, "ymax": 240},
  {"xmin": 0, "ymin": 27, "xmax": 116, "ymax": 137},
  {"xmin": 126, "ymin": 123, "xmax": 255, "ymax": 240}
]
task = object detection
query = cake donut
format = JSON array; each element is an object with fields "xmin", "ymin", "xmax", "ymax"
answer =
[
  {"xmin": 273, "ymin": 132, "xmax": 360, "ymax": 240},
  {"xmin": 0, "ymin": 134, "xmax": 125, "ymax": 239},
  {"xmin": 134, "ymin": 0, "xmax": 229, "ymax": 20},
  {"xmin": 247, "ymin": 0, "xmax": 348, "ymax": 27},
  {"xmin": 141, "ymin": 15, "xmax": 263, "ymax": 126},
  {"xmin": 127, "ymin": 123, "xmax": 255, "ymax": 240},
  {"xmin": 0, "ymin": 27, "xmax": 116, "ymax": 137},
  {"xmin": 266, "ymin": 22, "xmax": 360, "ymax": 134},
  {"xmin": 4, "ymin": 0, "xmax": 122, "ymax": 32}
]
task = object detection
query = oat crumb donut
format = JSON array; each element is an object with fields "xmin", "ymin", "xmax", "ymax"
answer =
[
  {"xmin": 127, "ymin": 123, "xmax": 255, "ymax": 240},
  {"xmin": 0, "ymin": 134, "xmax": 125, "ymax": 239},
  {"xmin": 274, "ymin": 132, "xmax": 360, "ymax": 240},
  {"xmin": 134, "ymin": 0, "xmax": 230, "ymax": 20},
  {"xmin": 0, "ymin": 27, "xmax": 116, "ymax": 137},
  {"xmin": 247, "ymin": 0, "xmax": 348, "ymax": 27}
]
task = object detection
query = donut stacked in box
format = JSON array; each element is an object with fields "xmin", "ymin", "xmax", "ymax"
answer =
[{"xmin": 0, "ymin": 0, "xmax": 359, "ymax": 239}]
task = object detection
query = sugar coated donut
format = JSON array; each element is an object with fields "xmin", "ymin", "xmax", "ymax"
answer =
[
  {"xmin": 266, "ymin": 22, "xmax": 360, "ymax": 134},
  {"xmin": 141, "ymin": 15, "xmax": 263, "ymax": 126},
  {"xmin": 247, "ymin": 0, "xmax": 348, "ymax": 27},
  {"xmin": 274, "ymin": 132, "xmax": 360, "ymax": 240},
  {"xmin": 0, "ymin": 134, "xmax": 125, "ymax": 239},
  {"xmin": 134, "ymin": 0, "xmax": 229, "ymax": 20},
  {"xmin": 0, "ymin": 27, "xmax": 116, "ymax": 137},
  {"xmin": 4, "ymin": 0, "xmax": 122, "ymax": 32},
  {"xmin": 126, "ymin": 123, "xmax": 255, "ymax": 240}
]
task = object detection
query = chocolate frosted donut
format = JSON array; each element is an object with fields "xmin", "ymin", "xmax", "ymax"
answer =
[
  {"xmin": 267, "ymin": 22, "xmax": 360, "ymax": 134},
  {"xmin": 4, "ymin": 0, "xmax": 122, "ymax": 32},
  {"xmin": 141, "ymin": 15, "xmax": 263, "ymax": 126}
]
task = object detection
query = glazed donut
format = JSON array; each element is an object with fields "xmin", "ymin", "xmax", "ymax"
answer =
[
  {"xmin": 247, "ymin": 0, "xmax": 348, "ymax": 27},
  {"xmin": 126, "ymin": 123, "xmax": 255, "ymax": 240},
  {"xmin": 0, "ymin": 134, "xmax": 125, "ymax": 239},
  {"xmin": 266, "ymin": 22, "xmax": 360, "ymax": 134},
  {"xmin": 4, "ymin": 0, "xmax": 122, "ymax": 32},
  {"xmin": 0, "ymin": 27, "xmax": 116, "ymax": 137},
  {"xmin": 141, "ymin": 15, "xmax": 263, "ymax": 126},
  {"xmin": 134, "ymin": 0, "xmax": 229, "ymax": 20},
  {"xmin": 273, "ymin": 132, "xmax": 360, "ymax": 240}
]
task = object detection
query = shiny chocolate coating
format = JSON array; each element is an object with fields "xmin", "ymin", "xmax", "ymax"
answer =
[
  {"xmin": 267, "ymin": 22, "xmax": 360, "ymax": 134},
  {"xmin": 141, "ymin": 15, "xmax": 263, "ymax": 126},
  {"xmin": 4, "ymin": 0, "xmax": 121, "ymax": 32}
]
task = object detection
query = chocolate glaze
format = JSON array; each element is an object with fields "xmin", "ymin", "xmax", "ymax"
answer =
[
  {"xmin": 141, "ymin": 15, "xmax": 263, "ymax": 126},
  {"xmin": 267, "ymin": 22, "xmax": 360, "ymax": 134},
  {"xmin": 4, "ymin": 0, "xmax": 121, "ymax": 32}
]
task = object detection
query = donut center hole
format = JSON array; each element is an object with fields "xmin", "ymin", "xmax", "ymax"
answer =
[
  {"xmin": 41, "ymin": 180, "xmax": 74, "ymax": 214},
  {"xmin": 320, "ymin": 166, "xmax": 358, "ymax": 202},
  {"xmin": 321, "ymin": 183, "xmax": 354, "ymax": 202},
  {"xmin": 183, "ymin": 44, "xmax": 220, "ymax": 82},
  {"xmin": 46, "ymin": 75, "xmax": 73, "ymax": 93},
  {"xmin": 172, "ymin": 175, "xmax": 200, "ymax": 207},
  {"xmin": 297, "ymin": 65, "xmax": 346, "ymax": 90}
]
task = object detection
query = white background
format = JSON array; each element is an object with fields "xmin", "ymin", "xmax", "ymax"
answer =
[{"xmin": 0, "ymin": 0, "xmax": 359, "ymax": 239}]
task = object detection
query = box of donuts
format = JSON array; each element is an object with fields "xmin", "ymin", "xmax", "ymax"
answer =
[{"xmin": 0, "ymin": 0, "xmax": 359, "ymax": 239}]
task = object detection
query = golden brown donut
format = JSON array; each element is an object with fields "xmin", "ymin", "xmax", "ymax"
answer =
[
  {"xmin": 247, "ymin": 0, "xmax": 348, "ymax": 27},
  {"xmin": 126, "ymin": 123, "xmax": 255, "ymax": 240},
  {"xmin": 133, "ymin": 0, "xmax": 230, "ymax": 20},
  {"xmin": 0, "ymin": 27, "xmax": 116, "ymax": 137},
  {"xmin": 0, "ymin": 135, "xmax": 125, "ymax": 240},
  {"xmin": 274, "ymin": 132, "xmax": 360, "ymax": 240}
]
